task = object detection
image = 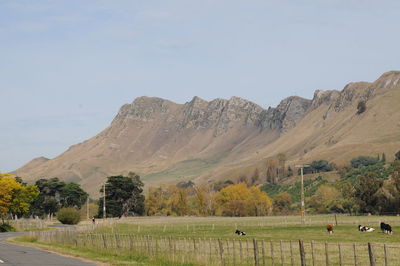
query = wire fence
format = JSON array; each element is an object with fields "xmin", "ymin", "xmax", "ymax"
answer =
[{"xmin": 30, "ymin": 229, "xmax": 400, "ymax": 265}]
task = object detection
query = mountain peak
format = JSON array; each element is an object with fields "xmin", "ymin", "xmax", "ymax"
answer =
[
  {"xmin": 190, "ymin": 96, "xmax": 207, "ymax": 103},
  {"xmin": 374, "ymin": 70, "xmax": 400, "ymax": 89}
]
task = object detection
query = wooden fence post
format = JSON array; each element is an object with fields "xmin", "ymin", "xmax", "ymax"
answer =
[
  {"xmin": 299, "ymin": 240, "xmax": 306, "ymax": 266},
  {"xmin": 338, "ymin": 243, "xmax": 343, "ymax": 266},
  {"xmin": 262, "ymin": 240, "xmax": 266, "ymax": 266},
  {"xmin": 115, "ymin": 234, "xmax": 120, "ymax": 249},
  {"xmin": 253, "ymin": 239, "xmax": 259, "ymax": 266},
  {"xmin": 353, "ymin": 243, "xmax": 357, "ymax": 266},
  {"xmin": 247, "ymin": 240, "xmax": 250, "ymax": 265},
  {"xmin": 368, "ymin": 243, "xmax": 376, "ymax": 266},
  {"xmin": 102, "ymin": 234, "xmax": 107, "ymax": 249},
  {"xmin": 280, "ymin": 240, "xmax": 284, "ymax": 265},
  {"xmin": 218, "ymin": 238, "xmax": 224, "ymax": 265},
  {"xmin": 325, "ymin": 242, "xmax": 329, "ymax": 266},
  {"xmin": 384, "ymin": 244, "xmax": 388, "ymax": 266},
  {"xmin": 239, "ymin": 239, "xmax": 243, "ymax": 264},
  {"xmin": 232, "ymin": 239, "xmax": 236, "ymax": 266},
  {"xmin": 270, "ymin": 240, "xmax": 275, "ymax": 266},
  {"xmin": 311, "ymin": 240, "xmax": 315, "ymax": 266},
  {"xmin": 290, "ymin": 240, "xmax": 294, "ymax": 266},
  {"xmin": 209, "ymin": 238, "xmax": 212, "ymax": 265},
  {"xmin": 173, "ymin": 237, "xmax": 176, "ymax": 262}
]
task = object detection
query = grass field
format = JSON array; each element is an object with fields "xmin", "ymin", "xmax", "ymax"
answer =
[
  {"xmin": 90, "ymin": 215, "xmax": 400, "ymax": 243},
  {"xmin": 14, "ymin": 215, "xmax": 400, "ymax": 265}
]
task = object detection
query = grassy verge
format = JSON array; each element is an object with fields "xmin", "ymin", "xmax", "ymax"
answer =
[{"xmin": 10, "ymin": 235, "xmax": 198, "ymax": 266}]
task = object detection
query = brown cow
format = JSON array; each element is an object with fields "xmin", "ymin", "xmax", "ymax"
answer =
[{"xmin": 326, "ymin": 224, "xmax": 333, "ymax": 234}]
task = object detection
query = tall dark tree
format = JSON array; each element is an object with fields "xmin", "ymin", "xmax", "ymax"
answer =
[
  {"xmin": 30, "ymin": 178, "xmax": 88, "ymax": 217},
  {"xmin": 60, "ymin": 183, "xmax": 88, "ymax": 209},
  {"xmin": 353, "ymin": 172, "xmax": 383, "ymax": 214},
  {"xmin": 98, "ymin": 172, "xmax": 145, "ymax": 218}
]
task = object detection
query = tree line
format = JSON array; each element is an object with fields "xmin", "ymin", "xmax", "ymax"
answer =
[
  {"xmin": 264, "ymin": 152, "xmax": 400, "ymax": 215},
  {"xmin": 2, "ymin": 150, "xmax": 400, "ymax": 221}
]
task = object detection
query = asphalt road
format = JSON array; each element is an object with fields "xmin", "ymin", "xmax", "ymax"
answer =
[{"xmin": 0, "ymin": 232, "xmax": 96, "ymax": 266}]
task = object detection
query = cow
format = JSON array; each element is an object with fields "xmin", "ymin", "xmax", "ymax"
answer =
[
  {"xmin": 380, "ymin": 222, "xmax": 393, "ymax": 234},
  {"xmin": 326, "ymin": 224, "xmax": 334, "ymax": 234},
  {"xmin": 358, "ymin": 225, "xmax": 375, "ymax": 232},
  {"xmin": 235, "ymin": 229, "xmax": 246, "ymax": 236}
]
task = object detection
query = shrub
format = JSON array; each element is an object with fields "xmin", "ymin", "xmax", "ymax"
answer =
[
  {"xmin": 56, "ymin": 207, "xmax": 81, "ymax": 225},
  {"xmin": 351, "ymin": 156, "xmax": 380, "ymax": 168},
  {"xmin": 357, "ymin": 101, "xmax": 366, "ymax": 114},
  {"xmin": 395, "ymin": 150, "xmax": 400, "ymax": 161},
  {"xmin": 0, "ymin": 223, "xmax": 16, "ymax": 232},
  {"xmin": 302, "ymin": 160, "xmax": 334, "ymax": 174}
]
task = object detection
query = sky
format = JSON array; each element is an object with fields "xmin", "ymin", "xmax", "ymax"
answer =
[{"xmin": 1, "ymin": 0, "xmax": 400, "ymax": 172}]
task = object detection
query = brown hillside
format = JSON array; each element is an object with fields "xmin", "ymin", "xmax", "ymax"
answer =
[{"xmin": 14, "ymin": 71, "xmax": 400, "ymax": 196}]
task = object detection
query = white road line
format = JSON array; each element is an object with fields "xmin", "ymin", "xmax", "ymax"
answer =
[{"xmin": 0, "ymin": 259, "xmax": 4, "ymax": 263}]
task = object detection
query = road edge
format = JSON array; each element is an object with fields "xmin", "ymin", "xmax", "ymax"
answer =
[{"xmin": 6, "ymin": 237, "xmax": 108, "ymax": 266}]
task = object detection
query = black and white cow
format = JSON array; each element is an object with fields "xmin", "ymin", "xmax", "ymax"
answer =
[
  {"xmin": 358, "ymin": 225, "xmax": 375, "ymax": 232},
  {"xmin": 380, "ymin": 222, "xmax": 393, "ymax": 234},
  {"xmin": 235, "ymin": 229, "xmax": 246, "ymax": 236}
]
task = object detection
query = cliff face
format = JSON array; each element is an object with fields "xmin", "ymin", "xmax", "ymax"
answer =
[{"xmin": 14, "ymin": 71, "xmax": 400, "ymax": 196}]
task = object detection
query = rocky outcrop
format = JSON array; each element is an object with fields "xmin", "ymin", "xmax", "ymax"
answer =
[
  {"xmin": 311, "ymin": 90, "xmax": 340, "ymax": 109},
  {"xmin": 372, "ymin": 71, "xmax": 400, "ymax": 90},
  {"xmin": 257, "ymin": 96, "xmax": 312, "ymax": 132},
  {"xmin": 114, "ymin": 97, "xmax": 174, "ymax": 123},
  {"xmin": 332, "ymin": 82, "xmax": 371, "ymax": 112},
  {"xmin": 113, "ymin": 95, "xmax": 311, "ymax": 136}
]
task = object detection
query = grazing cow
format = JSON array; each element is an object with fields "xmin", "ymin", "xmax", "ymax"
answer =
[
  {"xmin": 358, "ymin": 225, "xmax": 375, "ymax": 232},
  {"xmin": 326, "ymin": 224, "xmax": 334, "ymax": 234},
  {"xmin": 235, "ymin": 229, "xmax": 246, "ymax": 236},
  {"xmin": 380, "ymin": 222, "xmax": 393, "ymax": 234}
]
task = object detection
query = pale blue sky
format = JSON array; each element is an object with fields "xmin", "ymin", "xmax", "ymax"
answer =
[{"xmin": 1, "ymin": 0, "xmax": 400, "ymax": 172}]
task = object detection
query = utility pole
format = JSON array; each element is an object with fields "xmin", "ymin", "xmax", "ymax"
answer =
[
  {"xmin": 103, "ymin": 183, "xmax": 106, "ymax": 219},
  {"xmin": 296, "ymin": 165, "xmax": 309, "ymax": 225},
  {"xmin": 86, "ymin": 197, "xmax": 90, "ymax": 220}
]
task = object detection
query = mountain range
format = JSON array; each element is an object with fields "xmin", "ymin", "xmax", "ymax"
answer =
[{"xmin": 14, "ymin": 71, "xmax": 400, "ymax": 196}]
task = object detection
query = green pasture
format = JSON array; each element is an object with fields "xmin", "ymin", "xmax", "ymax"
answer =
[
  {"xmin": 15, "ymin": 215, "xmax": 400, "ymax": 265},
  {"xmin": 92, "ymin": 215, "xmax": 400, "ymax": 244}
]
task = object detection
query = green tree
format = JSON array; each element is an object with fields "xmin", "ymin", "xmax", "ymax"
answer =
[
  {"xmin": 98, "ymin": 172, "xmax": 144, "ymax": 218},
  {"xmin": 308, "ymin": 184, "xmax": 340, "ymax": 213},
  {"xmin": 303, "ymin": 160, "xmax": 333, "ymax": 174},
  {"xmin": 353, "ymin": 172, "xmax": 383, "ymax": 214},
  {"xmin": 30, "ymin": 178, "xmax": 88, "ymax": 218},
  {"xmin": 351, "ymin": 156, "xmax": 380, "ymax": 169},
  {"xmin": 335, "ymin": 182, "xmax": 359, "ymax": 214},
  {"xmin": 60, "ymin": 183, "xmax": 88, "ymax": 209}
]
